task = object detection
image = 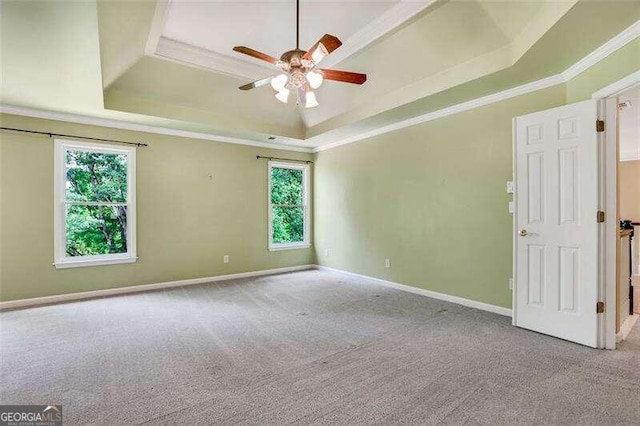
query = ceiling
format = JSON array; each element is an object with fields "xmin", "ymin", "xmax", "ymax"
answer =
[
  {"xmin": 158, "ymin": 0, "xmax": 401, "ymax": 77},
  {"xmin": 1, "ymin": 0, "xmax": 639, "ymax": 151}
]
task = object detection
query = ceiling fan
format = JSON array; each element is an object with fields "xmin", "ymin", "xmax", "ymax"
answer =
[{"xmin": 232, "ymin": 0, "xmax": 367, "ymax": 108}]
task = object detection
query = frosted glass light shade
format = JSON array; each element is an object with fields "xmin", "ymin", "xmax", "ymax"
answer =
[
  {"xmin": 305, "ymin": 91, "xmax": 319, "ymax": 108},
  {"xmin": 306, "ymin": 71, "xmax": 323, "ymax": 89},
  {"xmin": 270, "ymin": 74, "xmax": 288, "ymax": 92},
  {"xmin": 275, "ymin": 88, "xmax": 290, "ymax": 103}
]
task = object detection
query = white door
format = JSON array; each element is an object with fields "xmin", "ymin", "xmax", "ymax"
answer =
[{"xmin": 514, "ymin": 99, "xmax": 600, "ymax": 348}]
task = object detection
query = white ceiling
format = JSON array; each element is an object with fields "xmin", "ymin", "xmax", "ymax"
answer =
[
  {"xmin": 619, "ymin": 85, "xmax": 640, "ymax": 162},
  {"xmin": 162, "ymin": 0, "xmax": 398, "ymax": 66},
  {"xmin": 151, "ymin": 0, "xmax": 433, "ymax": 81}
]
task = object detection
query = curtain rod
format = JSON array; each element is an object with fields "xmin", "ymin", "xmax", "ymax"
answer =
[
  {"xmin": 256, "ymin": 155, "xmax": 313, "ymax": 164},
  {"xmin": 0, "ymin": 127, "xmax": 148, "ymax": 147}
]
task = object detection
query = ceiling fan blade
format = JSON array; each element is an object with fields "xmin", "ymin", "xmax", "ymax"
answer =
[
  {"xmin": 233, "ymin": 46, "xmax": 278, "ymax": 64},
  {"xmin": 320, "ymin": 69, "xmax": 367, "ymax": 85},
  {"xmin": 239, "ymin": 76, "xmax": 274, "ymax": 91},
  {"xmin": 302, "ymin": 34, "xmax": 342, "ymax": 64}
]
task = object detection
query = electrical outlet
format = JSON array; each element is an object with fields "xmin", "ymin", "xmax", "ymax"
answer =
[
  {"xmin": 324, "ymin": 249, "xmax": 330, "ymax": 257},
  {"xmin": 508, "ymin": 201, "xmax": 515, "ymax": 214},
  {"xmin": 223, "ymin": 255, "xmax": 229, "ymax": 264},
  {"xmin": 385, "ymin": 258, "xmax": 391, "ymax": 268},
  {"xmin": 506, "ymin": 181, "xmax": 515, "ymax": 194}
]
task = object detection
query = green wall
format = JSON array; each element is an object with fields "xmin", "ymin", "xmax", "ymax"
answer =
[
  {"xmin": 0, "ymin": 115, "xmax": 314, "ymax": 301},
  {"xmin": 313, "ymin": 39, "xmax": 640, "ymax": 309},
  {"xmin": 1, "ymin": 38, "xmax": 638, "ymax": 306}
]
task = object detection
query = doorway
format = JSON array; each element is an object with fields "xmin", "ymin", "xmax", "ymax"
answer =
[
  {"xmin": 614, "ymin": 85, "xmax": 640, "ymax": 343},
  {"xmin": 512, "ymin": 71, "xmax": 640, "ymax": 350}
]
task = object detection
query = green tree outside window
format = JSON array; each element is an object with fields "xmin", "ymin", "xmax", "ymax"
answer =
[
  {"xmin": 65, "ymin": 150, "xmax": 129, "ymax": 256},
  {"xmin": 271, "ymin": 166, "xmax": 306, "ymax": 244}
]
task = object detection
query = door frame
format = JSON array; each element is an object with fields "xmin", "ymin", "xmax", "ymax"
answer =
[
  {"xmin": 594, "ymin": 70, "xmax": 640, "ymax": 349},
  {"xmin": 511, "ymin": 70, "xmax": 640, "ymax": 349}
]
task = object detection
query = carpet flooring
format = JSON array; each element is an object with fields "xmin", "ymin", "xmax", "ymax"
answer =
[{"xmin": 1, "ymin": 269, "xmax": 640, "ymax": 425}]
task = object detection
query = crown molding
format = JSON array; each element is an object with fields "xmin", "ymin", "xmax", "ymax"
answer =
[
  {"xmin": 145, "ymin": 0, "xmax": 169, "ymax": 56},
  {"xmin": 313, "ymin": 75, "xmax": 564, "ymax": 152},
  {"xmin": 0, "ymin": 105, "xmax": 313, "ymax": 153},
  {"xmin": 592, "ymin": 69, "xmax": 640, "ymax": 99},
  {"xmin": 562, "ymin": 20, "xmax": 640, "ymax": 81},
  {"xmin": 155, "ymin": 37, "xmax": 273, "ymax": 80},
  {"xmin": 2, "ymin": 21, "xmax": 637, "ymax": 154},
  {"xmin": 319, "ymin": 0, "xmax": 438, "ymax": 69},
  {"xmin": 314, "ymin": 19, "xmax": 640, "ymax": 152}
]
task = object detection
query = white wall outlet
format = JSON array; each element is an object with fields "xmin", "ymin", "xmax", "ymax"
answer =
[
  {"xmin": 223, "ymin": 255, "xmax": 229, "ymax": 264},
  {"xmin": 508, "ymin": 201, "xmax": 515, "ymax": 214},
  {"xmin": 385, "ymin": 258, "xmax": 391, "ymax": 268},
  {"xmin": 508, "ymin": 278, "xmax": 514, "ymax": 290},
  {"xmin": 506, "ymin": 181, "xmax": 515, "ymax": 194},
  {"xmin": 324, "ymin": 249, "xmax": 330, "ymax": 257}
]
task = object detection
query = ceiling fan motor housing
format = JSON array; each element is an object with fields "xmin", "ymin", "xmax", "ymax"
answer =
[
  {"xmin": 278, "ymin": 49, "xmax": 317, "ymax": 90},
  {"xmin": 280, "ymin": 49, "xmax": 306, "ymax": 66}
]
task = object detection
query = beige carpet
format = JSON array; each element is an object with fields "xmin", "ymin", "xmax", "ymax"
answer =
[{"xmin": 1, "ymin": 270, "xmax": 640, "ymax": 424}]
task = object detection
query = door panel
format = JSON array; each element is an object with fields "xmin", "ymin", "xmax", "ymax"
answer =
[
  {"xmin": 527, "ymin": 153, "xmax": 545, "ymax": 224},
  {"xmin": 559, "ymin": 246, "xmax": 580, "ymax": 313},
  {"xmin": 515, "ymin": 100, "xmax": 599, "ymax": 348},
  {"xmin": 527, "ymin": 244, "xmax": 546, "ymax": 306},
  {"xmin": 559, "ymin": 148, "xmax": 579, "ymax": 224}
]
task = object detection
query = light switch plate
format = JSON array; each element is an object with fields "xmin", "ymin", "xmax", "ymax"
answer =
[
  {"xmin": 506, "ymin": 181, "xmax": 515, "ymax": 194},
  {"xmin": 508, "ymin": 201, "xmax": 515, "ymax": 214}
]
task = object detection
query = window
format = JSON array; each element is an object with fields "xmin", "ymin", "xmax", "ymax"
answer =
[
  {"xmin": 268, "ymin": 161, "xmax": 310, "ymax": 251},
  {"xmin": 54, "ymin": 139, "xmax": 136, "ymax": 268}
]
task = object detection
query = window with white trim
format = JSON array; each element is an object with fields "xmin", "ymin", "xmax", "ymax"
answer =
[
  {"xmin": 54, "ymin": 139, "xmax": 137, "ymax": 268},
  {"xmin": 268, "ymin": 161, "xmax": 310, "ymax": 251}
]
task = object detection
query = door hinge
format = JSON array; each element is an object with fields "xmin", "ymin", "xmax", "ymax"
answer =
[
  {"xmin": 596, "ymin": 301, "xmax": 605, "ymax": 314},
  {"xmin": 596, "ymin": 120, "xmax": 605, "ymax": 132},
  {"xmin": 597, "ymin": 211, "xmax": 605, "ymax": 223}
]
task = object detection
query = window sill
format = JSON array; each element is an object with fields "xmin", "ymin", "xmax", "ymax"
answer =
[
  {"xmin": 54, "ymin": 256, "xmax": 138, "ymax": 269},
  {"xmin": 269, "ymin": 243, "xmax": 311, "ymax": 252}
]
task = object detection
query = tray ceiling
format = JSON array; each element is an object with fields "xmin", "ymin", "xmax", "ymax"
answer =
[
  {"xmin": 1, "ymin": 0, "xmax": 638, "ymax": 151},
  {"xmin": 149, "ymin": 0, "xmax": 430, "ymax": 80},
  {"xmin": 124, "ymin": 0, "xmax": 579, "ymax": 136}
]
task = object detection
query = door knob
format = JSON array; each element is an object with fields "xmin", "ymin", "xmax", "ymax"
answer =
[{"xmin": 519, "ymin": 229, "xmax": 531, "ymax": 237}]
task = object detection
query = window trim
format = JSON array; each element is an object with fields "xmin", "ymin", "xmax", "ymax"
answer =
[
  {"xmin": 53, "ymin": 139, "xmax": 137, "ymax": 269},
  {"xmin": 267, "ymin": 161, "xmax": 311, "ymax": 251}
]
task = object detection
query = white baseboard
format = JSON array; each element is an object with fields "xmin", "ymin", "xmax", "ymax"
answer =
[
  {"xmin": 617, "ymin": 314, "xmax": 639, "ymax": 343},
  {"xmin": 0, "ymin": 264, "xmax": 314, "ymax": 311},
  {"xmin": 1, "ymin": 264, "xmax": 513, "ymax": 316},
  {"xmin": 314, "ymin": 265, "xmax": 513, "ymax": 317}
]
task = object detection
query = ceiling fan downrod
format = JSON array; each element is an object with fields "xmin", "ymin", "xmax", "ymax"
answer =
[{"xmin": 232, "ymin": 0, "xmax": 367, "ymax": 109}]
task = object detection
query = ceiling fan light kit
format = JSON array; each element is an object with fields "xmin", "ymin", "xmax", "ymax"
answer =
[
  {"xmin": 233, "ymin": 0, "xmax": 366, "ymax": 109},
  {"xmin": 276, "ymin": 88, "xmax": 290, "ymax": 103},
  {"xmin": 306, "ymin": 70, "xmax": 323, "ymax": 89},
  {"xmin": 305, "ymin": 91, "xmax": 319, "ymax": 108}
]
